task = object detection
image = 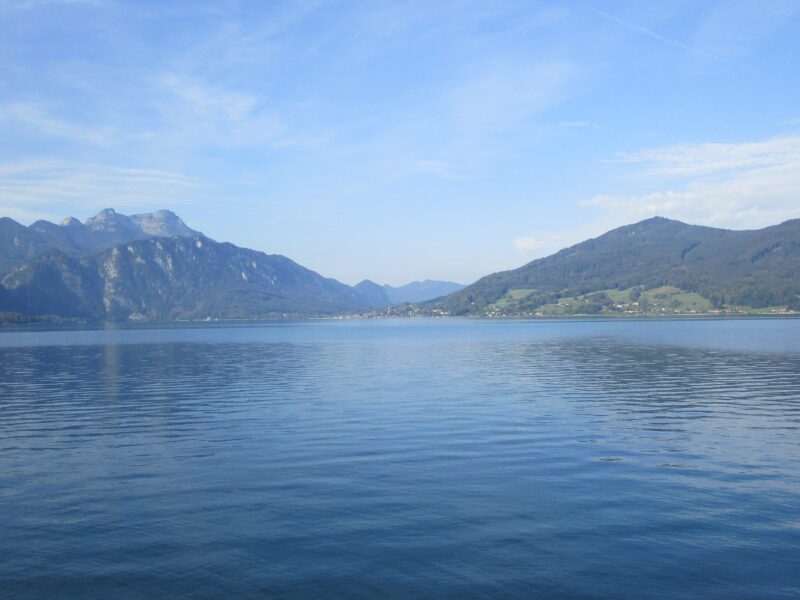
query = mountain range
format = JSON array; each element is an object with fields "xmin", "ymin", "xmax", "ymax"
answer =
[
  {"xmin": 3, "ymin": 210, "xmax": 799, "ymax": 321},
  {"xmin": 354, "ymin": 279, "xmax": 465, "ymax": 307},
  {"xmin": 426, "ymin": 216, "xmax": 800, "ymax": 316},
  {"xmin": 0, "ymin": 209, "xmax": 461, "ymax": 320}
]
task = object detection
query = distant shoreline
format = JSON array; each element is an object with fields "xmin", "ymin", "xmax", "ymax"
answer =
[{"xmin": 3, "ymin": 311, "xmax": 800, "ymax": 330}]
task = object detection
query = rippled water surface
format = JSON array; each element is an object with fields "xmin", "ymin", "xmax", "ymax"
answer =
[{"xmin": 2, "ymin": 318, "xmax": 800, "ymax": 599}]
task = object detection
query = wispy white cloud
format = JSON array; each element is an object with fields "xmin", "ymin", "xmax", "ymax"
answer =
[
  {"xmin": 512, "ymin": 228, "xmax": 602, "ymax": 260},
  {"xmin": 613, "ymin": 136, "xmax": 800, "ymax": 177},
  {"xmin": 414, "ymin": 159, "xmax": 461, "ymax": 179},
  {"xmin": 449, "ymin": 60, "xmax": 578, "ymax": 134},
  {"xmin": 691, "ymin": 0, "xmax": 799, "ymax": 58},
  {"xmin": 489, "ymin": 134, "xmax": 800, "ymax": 265},
  {"xmin": 583, "ymin": 135, "xmax": 800, "ymax": 229},
  {"xmin": 0, "ymin": 102, "xmax": 113, "ymax": 145},
  {"xmin": 514, "ymin": 235, "xmax": 546, "ymax": 253},
  {"xmin": 155, "ymin": 73, "xmax": 291, "ymax": 148},
  {"xmin": 366, "ymin": 58, "xmax": 580, "ymax": 180},
  {"xmin": 557, "ymin": 120, "xmax": 594, "ymax": 129},
  {"xmin": 321, "ymin": 52, "xmax": 581, "ymax": 184},
  {"xmin": 0, "ymin": 160, "xmax": 200, "ymax": 223}
]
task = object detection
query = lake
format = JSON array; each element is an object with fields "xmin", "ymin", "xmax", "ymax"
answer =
[{"xmin": 1, "ymin": 318, "xmax": 799, "ymax": 599}]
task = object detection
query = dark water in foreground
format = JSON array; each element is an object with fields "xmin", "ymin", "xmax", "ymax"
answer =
[{"xmin": 1, "ymin": 318, "xmax": 800, "ymax": 599}]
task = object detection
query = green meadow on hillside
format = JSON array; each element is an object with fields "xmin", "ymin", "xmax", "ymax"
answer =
[{"xmin": 483, "ymin": 285, "xmax": 782, "ymax": 316}]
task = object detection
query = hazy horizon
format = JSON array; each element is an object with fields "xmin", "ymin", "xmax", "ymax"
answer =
[{"xmin": 2, "ymin": 1, "xmax": 799, "ymax": 285}]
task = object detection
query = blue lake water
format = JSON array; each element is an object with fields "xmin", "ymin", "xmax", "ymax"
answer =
[{"xmin": 1, "ymin": 318, "xmax": 799, "ymax": 599}]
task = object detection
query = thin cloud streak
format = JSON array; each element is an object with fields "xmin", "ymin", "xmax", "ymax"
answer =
[
  {"xmin": 0, "ymin": 102, "xmax": 113, "ymax": 145},
  {"xmin": 449, "ymin": 60, "xmax": 578, "ymax": 135},
  {"xmin": 588, "ymin": 7, "xmax": 718, "ymax": 60},
  {"xmin": 614, "ymin": 136, "xmax": 800, "ymax": 178},
  {"xmin": 0, "ymin": 0, "xmax": 102, "ymax": 9}
]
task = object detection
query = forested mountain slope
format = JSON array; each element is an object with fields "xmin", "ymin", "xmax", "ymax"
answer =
[{"xmin": 429, "ymin": 217, "xmax": 800, "ymax": 315}]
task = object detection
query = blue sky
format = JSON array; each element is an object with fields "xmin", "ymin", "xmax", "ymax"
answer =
[{"xmin": 1, "ymin": 0, "xmax": 799, "ymax": 285}]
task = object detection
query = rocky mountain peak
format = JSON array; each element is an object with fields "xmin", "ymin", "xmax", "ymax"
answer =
[
  {"xmin": 60, "ymin": 217, "xmax": 83, "ymax": 227},
  {"xmin": 85, "ymin": 208, "xmax": 137, "ymax": 232},
  {"xmin": 130, "ymin": 209, "xmax": 200, "ymax": 237}
]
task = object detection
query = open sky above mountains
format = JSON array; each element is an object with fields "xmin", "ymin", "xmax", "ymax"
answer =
[{"xmin": 1, "ymin": 1, "xmax": 799, "ymax": 284}]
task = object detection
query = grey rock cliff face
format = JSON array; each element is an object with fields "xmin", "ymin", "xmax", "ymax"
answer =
[
  {"xmin": 0, "ymin": 209, "xmax": 204, "ymax": 275},
  {"xmin": 1, "ymin": 234, "xmax": 370, "ymax": 320},
  {"xmin": 129, "ymin": 210, "xmax": 200, "ymax": 237}
]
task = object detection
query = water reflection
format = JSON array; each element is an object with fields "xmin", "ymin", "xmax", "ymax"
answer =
[{"xmin": 1, "ymin": 320, "xmax": 799, "ymax": 599}]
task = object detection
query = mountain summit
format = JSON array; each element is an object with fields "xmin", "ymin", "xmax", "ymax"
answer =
[
  {"xmin": 1, "ymin": 209, "xmax": 202, "ymax": 275},
  {"xmin": 130, "ymin": 210, "xmax": 199, "ymax": 237},
  {"xmin": 84, "ymin": 208, "xmax": 200, "ymax": 238}
]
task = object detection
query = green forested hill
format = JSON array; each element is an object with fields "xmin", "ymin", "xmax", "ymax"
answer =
[{"xmin": 429, "ymin": 217, "xmax": 800, "ymax": 315}]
